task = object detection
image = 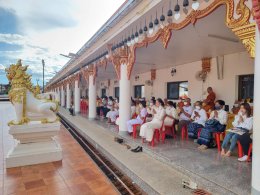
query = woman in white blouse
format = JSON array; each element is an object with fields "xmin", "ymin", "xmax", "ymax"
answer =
[
  {"xmin": 126, "ymin": 101, "xmax": 147, "ymax": 133},
  {"xmin": 188, "ymin": 101, "xmax": 208, "ymax": 139},
  {"xmin": 140, "ymin": 98, "xmax": 166, "ymax": 142},
  {"xmin": 221, "ymin": 103, "xmax": 253, "ymax": 157},
  {"xmin": 106, "ymin": 97, "xmax": 119, "ymax": 124},
  {"xmin": 163, "ymin": 101, "xmax": 178, "ymax": 128}
]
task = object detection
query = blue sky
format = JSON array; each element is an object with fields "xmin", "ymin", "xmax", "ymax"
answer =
[{"xmin": 0, "ymin": 0, "xmax": 125, "ymax": 86}]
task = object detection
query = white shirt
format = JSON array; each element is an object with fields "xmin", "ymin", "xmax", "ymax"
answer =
[
  {"xmin": 232, "ymin": 113, "xmax": 253, "ymax": 130},
  {"xmin": 153, "ymin": 106, "xmax": 166, "ymax": 121},
  {"xmin": 131, "ymin": 105, "xmax": 136, "ymax": 116},
  {"xmin": 191, "ymin": 108, "xmax": 208, "ymax": 126},
  {"xmin": 179, "ymin": 105, "xmax": 193, "ymax": 121},
  {"xmin": 107, "ymin": 100, "xmax": 113, "ymax": 109},
  {"xmin": 137, "ymin": 108, "xmax": 147, "ymax": 123},
  {"xmin": 165, "ymin": 106, "xmax": 178, "ymax": 120},
  {"xmin": 147, "ymin": 105, "xmax": 156, "ymax": 115},
  {"xmin": 209, "ymin": 109, "xmax": 228, "ymax": 125}
]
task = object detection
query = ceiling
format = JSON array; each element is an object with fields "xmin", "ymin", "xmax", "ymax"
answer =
[{"xmin": 95, "ymin": 5, "xmax": 246, "ymax": 82}]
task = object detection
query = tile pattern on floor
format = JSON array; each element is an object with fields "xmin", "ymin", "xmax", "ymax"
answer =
[{"xmin": 0, "ymin": 102, "xmax": 119, "ymax": 195}]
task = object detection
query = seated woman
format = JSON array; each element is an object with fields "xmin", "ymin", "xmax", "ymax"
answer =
[
  {"xmin": 197, "ymin": 100, "xmax": 228, "ymax": 150},
  {"xmin": 126, "ymin": 101, "xmax": 147, "ymax": 134},
  {"xmin": 163, "ymin": 101, "xmax": 178, "ymax": 130},
  {"xmin": 104, "ymin": 96, "xmax": 114, "ymax": 117},
  {"xmin": 237, "ymin": 130, "xmax": 253, "ymax": 162},
  {"xmin": 130, "ymin": 99, "xmax": 137, "ymax": 118},
  {"xmin": 221, "ymin": 103, "xmax": 253, "ymax": 157},
  {"xmin": 188, "ymin": 101, "xmax": 208, "ymax": 139},
  {"xmin": 139, "ymin": 98, "xmax": 166, "ymax": 142},
  {"xmin": 146, "ymin": 99, "xmax": 156, "ymax": 122},
  {"xmin": 106, "ymin": 97, "xmax": 119, "ymax": 124}
]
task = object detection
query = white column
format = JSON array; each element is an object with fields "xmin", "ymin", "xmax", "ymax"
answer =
[
  {"xmin": 61, "ymin": 86, "xmax": 65, "ymax": 107},
  {"xmin": 88, "ymin": 75, "xmax": 96, "ymax": 119},
  {"xmin": 252, "ymin": 27, "xmax": 260, "ymax": 195},
  {"xmin": 74, "ymin": 80, "xmax": 80, "ymax": 113},
  {"xmin": 119, "ymin": 64, "xmax": 131, "ymax": 136},
  {"xmin": 66, "ymin": 83, "xmax": 71, "ymax": 109},
  {"xmin": 58, "ymin": 87, "xmax": 61, "ymax": 105},
  {"xmin": 56, "ymin": 88, "xmax": 60, "ymax": 103}
]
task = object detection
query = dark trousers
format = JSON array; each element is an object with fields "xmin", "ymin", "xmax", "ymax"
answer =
[
  {"xmin": 238, "ymin": 132, "xmax": 252, "ymax": 155},
  {"xmin": 69, "ymin": 108, "xmax": 74, "ymax": 116}
]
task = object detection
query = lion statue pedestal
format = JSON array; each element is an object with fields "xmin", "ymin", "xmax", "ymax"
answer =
[
  {"xmin": 5, "ymin": 60, "xmax": 62, "ymax": 168},
  {"xmin": 6, "ymin": 121, "xmax": 62, "ymax": 168}
]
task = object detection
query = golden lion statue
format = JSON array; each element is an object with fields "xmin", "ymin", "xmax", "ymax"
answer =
[{"xmin": 5, "ymin": 59, "xmax": 58, "ymax": 125}]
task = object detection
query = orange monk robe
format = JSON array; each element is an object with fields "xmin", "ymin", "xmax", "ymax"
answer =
[{"xmin": 204, "ymin": 92, "xmax": 216, "ymax": 111}]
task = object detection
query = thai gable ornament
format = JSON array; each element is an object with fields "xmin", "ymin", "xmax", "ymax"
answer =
[{"xmin": 126, "ymin": 0, "xmax": 256, "ymax": 78}]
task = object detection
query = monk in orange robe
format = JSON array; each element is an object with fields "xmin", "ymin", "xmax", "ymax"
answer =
[{"xmin": 203, "ymin": 87, "xmax": 216, "ymax": 112}]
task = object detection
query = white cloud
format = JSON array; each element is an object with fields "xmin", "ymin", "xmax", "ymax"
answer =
[
  {"xmin": 0, "ymin": 0, "xmax": 125, "ymax": 85},
  {"xmin": 0, "ymin": 64, "xmax": 5, "ymax": 70}
]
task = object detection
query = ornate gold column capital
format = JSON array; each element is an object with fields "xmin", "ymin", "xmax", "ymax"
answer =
[
  {"xmin": 232, "ymin": 23, "xmax": 256, "ymax": 58},
  {"xmin": 111, "ymin": 47, "xmax": 129, "ymax": 80}
]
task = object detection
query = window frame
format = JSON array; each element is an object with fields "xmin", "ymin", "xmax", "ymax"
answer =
[
  {"xmin": 238, "ymin": 74, "xmax": 254, "ymax": 101},
  {"xmin": 101, "ymin": 88, "xmax": 106, "ymax": 98},
  {"xmin": 114, "ymin": 87, "xmax": 119, "ymax": 98},
  {"xmin": 167, "ymin": 81, "xmax": 188, "ymax": 100},
  {"xmin": 134, "ymin": 85, "xmax": 144, "ymax": 98}
]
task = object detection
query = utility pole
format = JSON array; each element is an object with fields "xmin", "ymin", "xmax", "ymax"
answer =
[{"xmin": 42, "ymin": 59, "xmax": 45, "ymax": 93}]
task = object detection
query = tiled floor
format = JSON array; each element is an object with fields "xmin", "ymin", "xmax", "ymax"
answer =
[{"xmin": 0, "ymin": 102, "xmax": 119, "ymax": 195}]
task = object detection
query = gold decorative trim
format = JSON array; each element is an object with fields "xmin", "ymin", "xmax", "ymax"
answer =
[
  {"xmin": 232, "ymin": 23, "xmax": 256, "ymax": 57},
  {"xmin": 126, "ymin": 0, "xmax": 255, "ymax": 76},
  {"xmin": 111, "ymin": 47, "xmax": 128, "ymax": 80}
]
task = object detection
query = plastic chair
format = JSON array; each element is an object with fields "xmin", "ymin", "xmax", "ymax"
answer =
[
  {"xmin": 214, "ymin": 132, "xmax": 226, "ymax": 151},
  {"xmin": 247, "ymin": 143, "xmax": 253, "ymax": 162},
  {"xmin": 181, "ymin": 125, "xmax": 188, "ymax": 140},
  {"xmin": 162, "ymin": 120, "xmax": 176, "ymax": 143},
  {"xmin": 237, "ymin": 141, "xmax": 244, "ymax": 158},
  {"xmin": 142, "ymin": 121, "xmax": 163, "ymax": 147},
  {"xmin": 132, "ymin": 115, "xmax": 147, "ymax": 139}
]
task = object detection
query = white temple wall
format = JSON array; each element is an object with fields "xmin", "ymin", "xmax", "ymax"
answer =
[{"xmin": 96, "ymin": 51, "xmax": 253, "ymax": 107}]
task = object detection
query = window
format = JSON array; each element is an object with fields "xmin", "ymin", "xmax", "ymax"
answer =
[
  {"xmin": 86, "ymin": 89, "xmax": 88, "ymax": 97},
  {"xmin": 238, "ymin": 74, "xmax": 254, "ymax": 101},
  {"xmin": 134, "ymin": 85, "xmax": 145, "ymax": 98},
  {"xmin": 114, "ymin": 87, "xmax": 119, "ymax": 98},
  {"xmin": 101, "ymin": 88, "xmax": 106, "ymax": 98},
  {"xmin": 167, "ymin": 81, "xmax": 188, "ymax": 100}
]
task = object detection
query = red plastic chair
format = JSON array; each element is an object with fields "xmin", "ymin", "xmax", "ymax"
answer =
[
  {"xmin": 247, "ymin": 143, "xmax": 253, "ymax": 162},
  {"xmin": 132, "ymin": 115, "xmax": 147, "ymax": 139},
  {"xmin": 237, "ymin": 141, "xmax": 244, "ymax": 158},
  {"xmin": 214, "ymin": 132, "xmax": 226, "ymax": 151},
  {"xmin": 237, "ymin": 141, "xmax": 253, "ymax": 161},
  {"xmin": 142, "ymin": 121, "xmax": 163, "ymax": 147},
  {"xmin": 161, "ymin": 121, "xmax": 176, "ymax": 143},
  {"xmin": 181, "ymin": 125, "xmax": 188, "ymax": 140},
  {"xmin": 80, "ymin": 100, "xmax": 83, "ymax": 113}
]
